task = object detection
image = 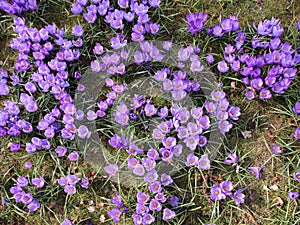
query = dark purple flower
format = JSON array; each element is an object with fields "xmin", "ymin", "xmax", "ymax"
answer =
[
  {"xmin": 288, "ymin": 192, "xmax": 299, "ymax": 200},
  {"xmin": 10, "ymin": 143, "xmax": 20, "ymax": 152}
]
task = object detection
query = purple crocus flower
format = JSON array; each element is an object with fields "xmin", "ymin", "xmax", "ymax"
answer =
[
  {"xmin": 248, "ymin": 166, "xmax": 265, "ymax": 179},
  {"xmin": 80, "ymin": 178, "xmax": 89, "ymax": 189},
  {"xmin": 288, "ymin": 192, "xmax": 299, "ymax": 200},
  {"xmin": 24, "ymin": 161, "xmax": 33, "ymax": 170},
  {"xmin": 185, "ymin": 135, "xmax": 199, "ymax": 150},
  {"xmin": 210, "ymin": 184, "xmax": 226, "ymax": 200},
  {"xmin": 137, "ymin": 192, "xmax": 150, "ymax": 204},
  {"xmin": 293, "ymin": 170, "xmax": 300, "ymax": 182},
  {"xmin": 271, "ymin": 144, "xmax": 282, "ymax": 154},
  {"xmin": 17, "ymin": 176, "xmax": 28, "ymax": 187},
  {"xmin": 77, "ymin": 125, "xmax": 91, "ymax": 139},
  {"xmin": 220, "ymin": 181, "xmax": 233, "ymax": 196},
  {"xmin": 160, "ymin": 173, "xmax": 173, "ymax": 186},
  {"xmin": 68, "ymin": 151, "xmax": 79, "ymax": 161},
  {"xmin": 149, "ymin": 199, "xmax": 162, "ymax": 211},
  {"xmin": 293, "ymin": 101, "xmax": 300, "ymax": 114},
  {"xmin": 162, "ymin": 208, "xmax": 175, "ymax": 221},
  {"xmin": 133, "ymin": 164, "xmax": 145, "ymax": 176},
  {"xmin": 206, "ymin": 54, "xmax": 214, "ymax": 64},
  {"xmin": 72, "ymin": 25, "xmax": 84, "ymax": 36},
  {"xmin": 218, "ymin": 120, "xmax": 233, "ymax": 134},
  {"xmin": 71, "ymin": 2, "xmax": 82, "ymax": 14},
  {"xmin": 61, "ymin": 219, "xmax": 74, "ymax": 225},
  {"xmin": 186, "ymin": 153, "xmax": 198, "ymax": 167},
  {"xmin": 28, "ymin": 200, "xmax": 40, "ymax": 212},
  {"xmin": 21, "ymin": 193, "xmax": 33, "ymax": 205},
  {"xmin": 232, "ymin": 189, "xmax": 245, "ymax": 204},
  {"xmin": 108, "ymin": 208, "xmax": 122, "ymax": 222},
  {"xmin": 294, "ymin": 127, "xmax": 300, "ymax": 140},
  {"xmin": 64, "ymin": 185, "xmax": 76, "ymax": 195},
  {"xmin": 104, "ymin": 164, "xmax": 119, "ymax": 177},
  {"xmin": 32, "ymin": 177, "xmax": 45, "ymax": 188},
  {"xmin": 224, "ymin": 152, "xmax": 238, "ymax": 165},
  {"xmin": 55, "ymin": 146, "xmax": 67, "ymax": 157},
  {"xmin": 197, "ymin": 154, "xmax": 210, "ymax": 170},
  {"xmin": 10, "ymin": 143, "xmax": 20, "ymax": 152},
  {"xmin": 217, "ymin": 61, "xmax": 229, "ymax": 73}
]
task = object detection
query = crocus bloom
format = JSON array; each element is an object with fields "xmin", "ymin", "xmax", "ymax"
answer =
[
  {"xmin": 104, "ymin": 164, "xmax": 119, "ymax": 177},
  {"xmin": 210, "ymin": 184, "xmax": 226, "ymax": 200},
  {"xmin": 293, "ymin": 101, "xmax": 300, "ymax": 114},
  {"xmin": 248, "ymin": 166, "xmax": 265, "ymax": 179},
  {"xmin": 72, "ymin": 25, "xmax": 84, "ymax": 36},
  {"xmin": 28, "ymin": 200, "xmax": 40, "ymax": 212},
  {"xmin": 224, "ymin": 152, "xmax": 238, "ymax": 165},
  {"xmin": 217, "ymin": 61, "xmax": 229, "ymax": 73},
  {"xmin": 162, "ymin": 208, "xmax": 175, "ymax": 221},
  {"xmin": 220, "ymin": 181, "xmax": 233, "ymax": 196},
  {"xmin": 197, "ymin": 154, "xmax": 210, "ymax": 170},
  {"xmin": 32, "ymin": 177, "xmax": 45, "ymax": 188},
  {"xmin": 68, "ymin": 151, "xmax": 79, "ymax": 161},
  {"xmin": 108, "ymin": 208, "xmax": 122, "ymax": 223},
  {"xmin": 293, "ymin": 171, "xmax": 300, "ymax": 182},
  {"xmin": 232, "ymin": 189, "xmax": 245, "ymax": 204},
  {"xmin": 271, "ymin": 144, "xmax": 282, "ymax": 154},
  {"xmin": 288, "ymin": 192, "xmax": 299, "ymax": 200}
]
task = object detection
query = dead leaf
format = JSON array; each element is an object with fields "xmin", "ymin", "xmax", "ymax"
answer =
[
  {"xmin": 271, "ymin": 197, "xmax": 284, "ymax": 208},
  {"xmin": 241, "ymin": 130, "xmax": 252, "ymax": 139}
]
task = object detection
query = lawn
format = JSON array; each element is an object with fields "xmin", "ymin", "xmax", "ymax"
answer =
[{"xmin": 0, "ymin": 0, "xmax": 300, "ymax": 224}]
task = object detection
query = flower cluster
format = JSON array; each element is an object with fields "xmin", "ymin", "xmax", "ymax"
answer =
[
  {"xmin": 58, "ymin": 174, "xmax": 89, "ymax": 195},
  {"xmin": 207, "ymin": 15, "xmax": 240, "ymax": 37},
  {"xmin": 210, "ymin": 181, "xmax": 245, "ymax": 204},
  {"xmin": 9, "ymin": 175, "xmax": 44, "ymax": 212},
  {"xmin": 108, "ymin": 194, "xmax": 128, "ymax": 222},
  {"xmin": 131, "ymin": 191, "xmax": 176, "ymax": 224},
  {"xmin": 71, "ymin": 0, "xmax": 161, "ymax": 42},
  {"xmin": 187, "ymin": 14, "xmax": 299, "ymax": 101},
  {"xmin": 186, "ymin": 12, "xmax": 208, "ymax": 35},
  {"xmin": 0, "ymin": 0, "xmax": 37, "ymax": 15}
]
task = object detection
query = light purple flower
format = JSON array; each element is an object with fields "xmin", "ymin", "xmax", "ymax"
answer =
[
  {"xmin": 232, "ymin": 189, "xmax": 245, "ymax": 204},
  {"xmin": 104, "ymin": 164, "xmax": 119, "ymax": 177},
  {"xmin": 248, "ymin": 166, "xmax": 265, "ymax": 179},
  {"xmin": 32, "ymin": 177, "xmax": 45, "ymax": 188},
  {"xmin": 210, "ymin": 184, "xmax": 226, "ymax": 200}
]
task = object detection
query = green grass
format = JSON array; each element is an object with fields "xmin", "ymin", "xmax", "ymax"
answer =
[{"xmin": 0, "ymin": 0, "xmax": 300, "ymax": 224}]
